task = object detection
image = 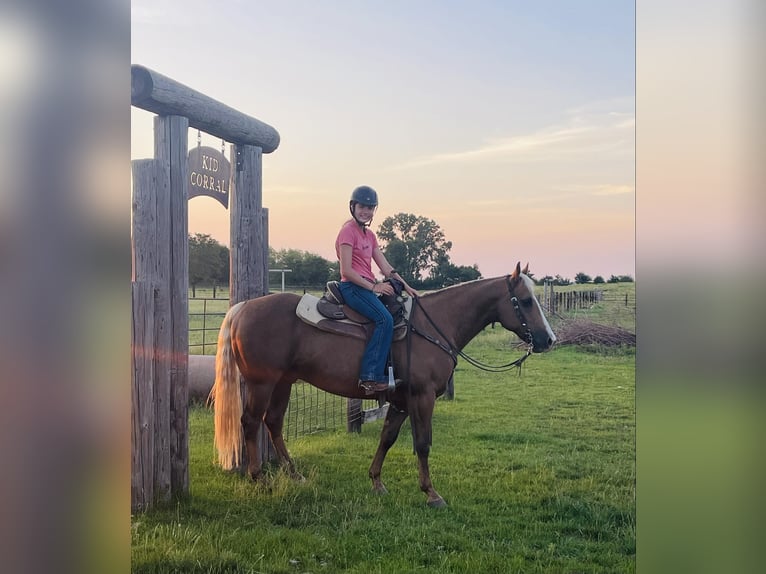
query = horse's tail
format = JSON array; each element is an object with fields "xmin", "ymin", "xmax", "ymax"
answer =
[{"xmin": 208, "ymin": 301, "xmax": 246, "ymax": 470}]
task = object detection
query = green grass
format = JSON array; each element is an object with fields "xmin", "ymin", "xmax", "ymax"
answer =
[{"xmin": 132, "ymin": 333, "xmax": 635, "ymax": 573}]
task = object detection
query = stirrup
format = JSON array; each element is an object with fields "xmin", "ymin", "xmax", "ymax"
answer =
[{"xmin": 359, "ymin": 380, "xmax": 390, "ymax": 394}]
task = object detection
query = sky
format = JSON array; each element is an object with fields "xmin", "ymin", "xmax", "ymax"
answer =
[{"xmin": 131, "ymin": 0, "xmax": 635, "ymax": 281}]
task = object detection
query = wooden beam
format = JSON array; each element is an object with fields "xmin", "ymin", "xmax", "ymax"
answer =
[{"xmin": 132, "ymin": 65, "xmax": 280, "ymax": 153}]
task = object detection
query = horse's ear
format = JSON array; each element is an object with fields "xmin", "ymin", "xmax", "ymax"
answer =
[
  {"xmin": 510, "ymin": 261, "xmax": 521, "ymax": 280},
  {"xmin": 522, "ymin": 262, "xmax": 529, "ymax": 275}
]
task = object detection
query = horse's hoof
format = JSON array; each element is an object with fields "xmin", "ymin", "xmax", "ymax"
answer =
[
  {"xmin": 371, "ymin": 483, "xmax": 389, "ymax": 495},
  {"xmin": 427, "ymin": 497, "xmax": 447, "ymax": 509}
]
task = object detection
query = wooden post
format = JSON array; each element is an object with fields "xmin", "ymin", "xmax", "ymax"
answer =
[
  {"xmin": 148, "ymin": 146, "xmax": 173, "ymax": 503},
  {"xmin": 230, "ymin": 143, "xmax": 274, "ymax": 466},
  {"xmin": 230, "ymin": 144, "xmax": 265, "ymax": 302},
  {"xmin": 131, "ymin": 158, "xmax": 170, "ymax": 508},
  {"xmin": 131, "ymin": 281, "xmax": 155, "ymax": 511},
  {"xmin": 347, "ymin": 399, "xmax": 363, "ymax": 433},
  {"xmin": 262, "ymin": 208, "xmax": 270, "ymax": 294},
  {"xmin": 154, "ymin": 114, "xmax": 190, "ymax": 497},
  {"xmin": 129, "ymin": 116, "xmax": 191, "ymax": 508}
]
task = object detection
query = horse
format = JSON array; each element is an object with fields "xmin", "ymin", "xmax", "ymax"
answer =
[{"xmin": 209, "ymin": 261, "xmax": 556, "ymax": 507}]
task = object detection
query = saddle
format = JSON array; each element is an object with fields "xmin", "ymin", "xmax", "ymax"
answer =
[{"xmin": 295, "ymin": 279, "xmax": 412, "ymax": 342}]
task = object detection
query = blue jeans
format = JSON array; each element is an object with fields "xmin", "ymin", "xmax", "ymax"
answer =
[{"xmin": 338, "ymin": 281, "xmax": 393, "ymax": 383}]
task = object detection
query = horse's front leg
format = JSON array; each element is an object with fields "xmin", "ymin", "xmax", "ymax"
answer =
[
  {"xmin": 368, "ymin": 401, "xmax": 409, "ymax": 494},
  {"xmin": 409, "ymin": 390, "xmax": 446, "ymax": 508}
]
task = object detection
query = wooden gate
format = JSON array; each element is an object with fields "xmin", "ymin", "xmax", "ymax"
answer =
[{"xmin": 131, "ymin": 65, "xmax": 279, "ymax": 511}]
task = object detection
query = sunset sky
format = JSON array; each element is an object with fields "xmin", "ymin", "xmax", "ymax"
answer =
[{"xmin": 131, "ymin": 1, "xmax": 635, "ymax": 281}]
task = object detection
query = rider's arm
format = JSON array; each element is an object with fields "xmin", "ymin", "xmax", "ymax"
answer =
[
  {"xmin": 372, "ymin": 247, "xmax": 419, "ymax": 298},
  {"xmin": 339, "ymin": 244, "xmax": 386, "ymax": 293}
]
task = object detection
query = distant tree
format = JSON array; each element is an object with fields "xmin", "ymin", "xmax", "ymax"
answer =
[
  {"xmin": 268, "ymin": 246, "xmax": 279, "ymax": 269},
  {"xmin": 188, "ymin": 233, "xmax": 228, "ymax": 295},
  {"xmin": 271, "ymin": 248, "xmax": 335, "ymax": 287},
  {"xmin": 377, "ymin": 213, "xmax": 453, "ymax": 286},
  {"xmin": 381, "ymin": 239, "xmax": 411, "ymax": 282},
  {"xmin": 607, "ymin": 274, "xmax": 634, "ymax": 283},
  {"xmin": 574, "ymin": 272, "xmax": 592, "ymax": 284},
  {"xmin": 426, "ymin": 255, "xmax": 481, "ymax": 288},
  {"xmin": 553, "ymin": 274, "xmax": 571, "ymax": 286},
  {"xmin": 593, "ymin": 275, "xmax": 605, "ymax": 284},
  {"xmin": 301, "ymin": 252, "xmax": 335, "ymax": 285}
]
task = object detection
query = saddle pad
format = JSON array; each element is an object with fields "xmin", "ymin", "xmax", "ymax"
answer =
[
  {"xmin": 295, "ymin": 293, "xmax": 326, "ymax": 326},
  {"xmin": 296, "ymin": 293, "xmax": 409, "ymax": 342},
  {"xmin": 299, "ymin": 293, "xmax": 414, "ymax": 324},
  {"xmin": 296, "ymin": 293, "xmax": 369, "ymax": 328}
]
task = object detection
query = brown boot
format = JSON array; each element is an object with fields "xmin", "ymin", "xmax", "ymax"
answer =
[{"xmin": 358, "ymin": 380, "xmax": 391, "ymax": 395}]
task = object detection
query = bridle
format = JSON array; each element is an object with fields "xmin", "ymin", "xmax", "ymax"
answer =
[{"xmin": 406, "ymin": 275, "xmax": 534, "ymax": 376}]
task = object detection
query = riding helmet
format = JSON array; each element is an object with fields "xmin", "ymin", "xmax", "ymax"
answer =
[{"xmin": 350, "ymin": 185, "xmax": 378, "ymax": 207}]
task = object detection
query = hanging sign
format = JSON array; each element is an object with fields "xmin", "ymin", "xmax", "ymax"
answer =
[{"xmin": 187, "ymin": 146, "xmax": 230, "ymax": 208}]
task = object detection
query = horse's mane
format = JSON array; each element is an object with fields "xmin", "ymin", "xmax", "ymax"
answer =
[{"xmin": 417, "ymin": 276, "xmax": 502, "ymax": 299}]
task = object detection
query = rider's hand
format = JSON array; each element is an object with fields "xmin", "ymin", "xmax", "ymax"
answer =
[
  {"xmin": 405, "ymin": 286, "xmax": 420, "ymax": 298},
  {"xmin": 373, "ymin": 282, "xmax": 394, "ymax": 296}
]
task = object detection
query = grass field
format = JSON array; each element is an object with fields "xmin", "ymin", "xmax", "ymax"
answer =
[{"xmin": 132, "ymin": 327, "xmax": 635, "ymax": 573}]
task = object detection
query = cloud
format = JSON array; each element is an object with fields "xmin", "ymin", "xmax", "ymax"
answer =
[
  {"xmin": 390, "ymin": 98, "xmax": 634, "ymax": 171},
  {"xmin": 591, "ymin": 184, "xmax": 634, "ymax": 196},
  {"xmin": 553, "ymin": 183, "xmax": 635, "ymax": 197}
]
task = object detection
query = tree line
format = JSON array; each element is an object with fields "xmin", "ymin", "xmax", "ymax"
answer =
[{"xmin": 188, "ymin": 213, "xmax": 632, "ymax": 294}]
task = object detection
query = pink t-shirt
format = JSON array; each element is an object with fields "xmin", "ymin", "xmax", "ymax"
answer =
[{"xmin": 335, "ymin": 219, "xmax": 378, "ymax": 282}]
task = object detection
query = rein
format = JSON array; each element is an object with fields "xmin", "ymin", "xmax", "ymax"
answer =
[{"xmin": 409, "ymin": 275, "xmax": 534, "ymax": 375}]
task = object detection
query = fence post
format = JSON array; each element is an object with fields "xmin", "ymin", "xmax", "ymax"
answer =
[{"xmin": 347, "ymin": 399, "xmax": 362, "ymax": 433}]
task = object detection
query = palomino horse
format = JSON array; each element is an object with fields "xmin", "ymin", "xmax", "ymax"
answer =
[{"xmin": 210, "ymin": 262, "xmax": 556, "ymax": 507}]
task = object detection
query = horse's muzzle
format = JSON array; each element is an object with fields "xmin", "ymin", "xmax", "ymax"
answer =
[{"xmin": 533, "ymin": 333, "xmax": 556, "ymax": 353}]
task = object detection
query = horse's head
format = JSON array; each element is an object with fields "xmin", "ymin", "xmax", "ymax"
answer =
[{"xmin": 496, "ymin": 262, "xmax": 556, "ymax": 352}]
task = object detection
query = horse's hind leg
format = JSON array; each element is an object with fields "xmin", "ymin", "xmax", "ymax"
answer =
[
  {"xmin": 263, "ymin": 377, "xmax": 303, "ymax": 481},
  {"xmin": 242, "ymin": 379, "xmax": 276, "ymax": 482},
  {"xmin": 368, "ymin": 402, "xmax": 409, "ymax": 495}
]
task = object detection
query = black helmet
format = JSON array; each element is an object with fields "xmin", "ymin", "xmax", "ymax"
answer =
[{"xmin": 350, "ymin": 185, "xmax": 378, "ymax": 207}]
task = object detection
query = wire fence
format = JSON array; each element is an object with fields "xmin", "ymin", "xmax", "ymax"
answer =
[
  {"xmin": 189, "ymin": 281, "xmax": 635, "ymax": 440},
  {"xmin": 189, "ymin": 297, "xmax": 228, "ymax": 355},
  {"xmin": 189, "ymin": 292, "xmax": 379, "ymax": 440},
  {"xmin": 540, "ymin": 283, "xmax": 636, "ymax": 332}
]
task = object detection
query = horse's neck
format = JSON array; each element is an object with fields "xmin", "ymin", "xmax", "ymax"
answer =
[{"xmin": 418, "ymin": 279, "xmax": 500, "ymax": 350}]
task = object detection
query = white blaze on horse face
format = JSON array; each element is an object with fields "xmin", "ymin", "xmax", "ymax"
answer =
[{"xmin": 521, "ymin": 274, "xmax": 556, "ymax": 344}]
